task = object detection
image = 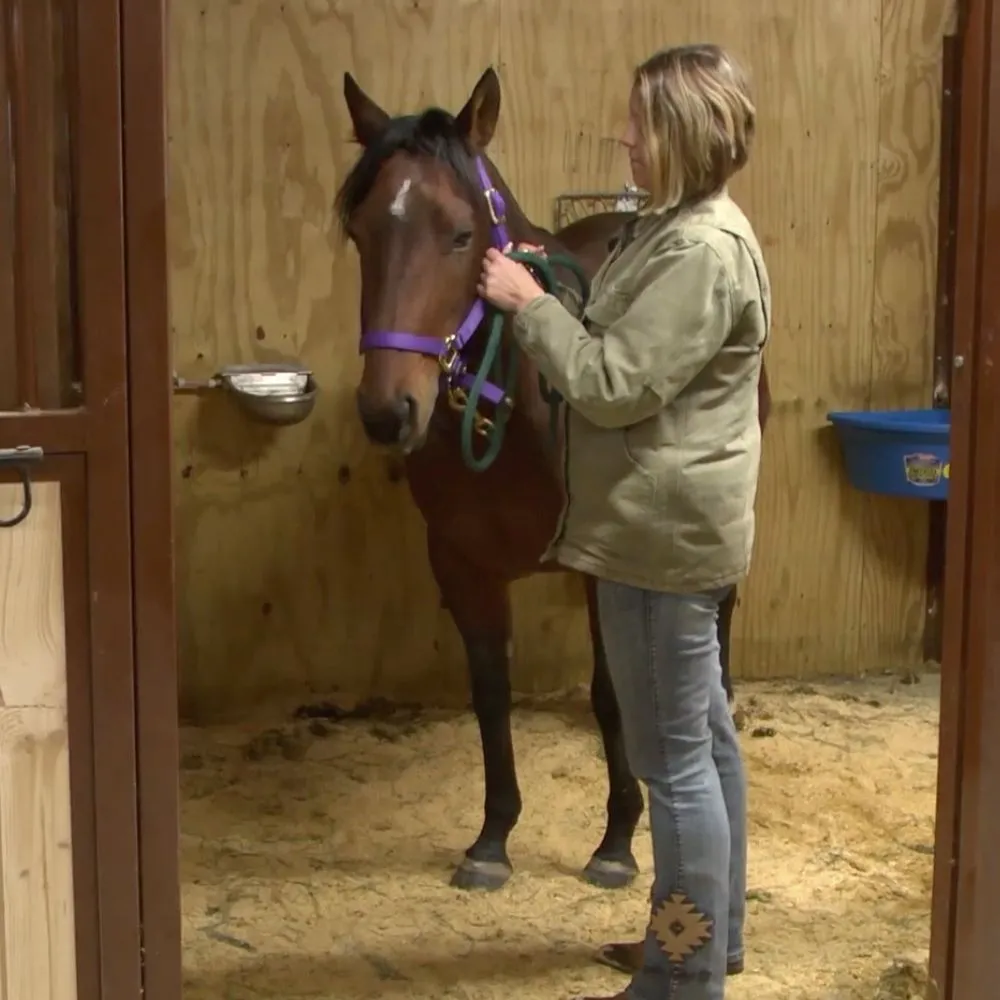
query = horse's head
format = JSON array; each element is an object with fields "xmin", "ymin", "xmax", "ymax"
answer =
[{"xmin": 336, "ymin": 68, "xmax": 503, "ymax": 453}]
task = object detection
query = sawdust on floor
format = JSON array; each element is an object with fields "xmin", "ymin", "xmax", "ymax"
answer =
[{"xmin": 180, "ymin": 673, "xmax": 939, "ymax": 1000}]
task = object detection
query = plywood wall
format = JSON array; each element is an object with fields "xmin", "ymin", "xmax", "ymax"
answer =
[
  {"xmin": 168, "ymin": 0, "xmax": 956, "ymax": 720},
  {"xmin": 0, "ymin": 482, "xmax": 78, "ymax": 1000}
]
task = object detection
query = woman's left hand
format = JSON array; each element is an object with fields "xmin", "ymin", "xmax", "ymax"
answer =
[{"xmin": 478, "ymin": 247, "xmax": 546, "ymax": 313}]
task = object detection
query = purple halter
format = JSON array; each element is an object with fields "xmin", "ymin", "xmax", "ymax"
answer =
[{"xmin": 358, "ymin": 157, "xmax": 513, "ymax": 417}]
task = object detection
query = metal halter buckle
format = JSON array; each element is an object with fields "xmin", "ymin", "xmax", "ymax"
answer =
[
  {"xmin": 438, "ymin": 336, "xmax": 462, "ymax": 375},
  {"xmin": 484, "ymin": 187, "xmax": 505, "ymax": 226}
]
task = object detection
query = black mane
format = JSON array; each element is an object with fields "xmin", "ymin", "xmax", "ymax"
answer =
[{"xmin": 334, "ymin": 107, "xmax": 480, "ymax": 232}]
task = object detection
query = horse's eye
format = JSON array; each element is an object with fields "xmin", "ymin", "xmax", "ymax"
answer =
[{"xmin": 452, "ymin": 228, "xmax": 474, "ymax": 252}]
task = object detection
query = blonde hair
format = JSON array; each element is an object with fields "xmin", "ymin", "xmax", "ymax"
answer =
[{"xmin": 633, "ymin": 44, "xmax": 755, "ymax": 213}]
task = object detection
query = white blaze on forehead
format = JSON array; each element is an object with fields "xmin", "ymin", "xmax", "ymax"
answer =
[{"xmin": 389, "ymin": 178, "xmax": 411, "ymax": 218}]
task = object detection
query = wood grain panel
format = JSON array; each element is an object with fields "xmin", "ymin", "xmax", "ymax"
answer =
[
  {"xmin": 0, "ymin": 0, "xmax": 18, "ymax": 410},
  {"xmin": 167, "ymin": 0, "xmax": 952, "ymax": 716},
  {"xmin": 498, "ymin": 0, "xmax": 882, "ymax": 683},
  {"xmin": 5, "ymin": 0, "xmax": 75, "ymax": 409},
  {"xmin": 168, "ymin": 0, "xmax": 501, "ymax": 717},
  {"xmin": 0, "ymin": 481, "xmax": 77, "ymax": 1000},
  {"xmin": 856, "ymin": 0, "xmax": 958, "ymax": 667}
]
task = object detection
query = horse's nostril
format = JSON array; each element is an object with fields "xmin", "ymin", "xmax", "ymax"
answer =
[
  {"xmin": 357, "ymin": 393, "xmax": 416, "ymax": 447},
  {"xmin": 400, "ymin": 394, "xmax": 417, "ymax": 427}
]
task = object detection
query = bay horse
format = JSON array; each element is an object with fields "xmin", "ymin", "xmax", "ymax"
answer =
[{"xmin": 334, "ymin": 67, "xmax": 770, "ymax": 892}]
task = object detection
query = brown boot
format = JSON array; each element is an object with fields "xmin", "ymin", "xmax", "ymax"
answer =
[{"xmin": 595, "ymin": 941, "xmax": 744, "ymax": 976}]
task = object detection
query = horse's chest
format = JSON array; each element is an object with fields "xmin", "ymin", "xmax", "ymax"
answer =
[{"xmin": 403, "ymin": 433, "xmax": 563, "ymax": 576}]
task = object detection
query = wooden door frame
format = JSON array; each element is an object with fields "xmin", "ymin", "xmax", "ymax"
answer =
[
  {"xmin": 928, "ymin": 0, "xmax": 1000, "ymax": 996},
  {"xmin": 120, "ymin": 2, "xmax": 181, "ymax": 1000}
]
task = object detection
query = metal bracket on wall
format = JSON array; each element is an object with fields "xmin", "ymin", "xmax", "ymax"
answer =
[{"xmin": 0, "ymin": 446, "xmax": 44, "ymax": 528}]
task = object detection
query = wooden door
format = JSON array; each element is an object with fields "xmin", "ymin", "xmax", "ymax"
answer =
[{"xmin": 0, "ymin": 0, "xmax": 178, "ymax": 998}]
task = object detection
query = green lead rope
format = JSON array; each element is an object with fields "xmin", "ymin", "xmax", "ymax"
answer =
[{"xmin": 459, "ymin": 249, "xmax": 591, "ymax": 472}]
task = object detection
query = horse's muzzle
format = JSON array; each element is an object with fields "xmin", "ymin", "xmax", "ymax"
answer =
[{"xmin": 357, "ymin": 391, "xmax": 416, "ymax": 447}]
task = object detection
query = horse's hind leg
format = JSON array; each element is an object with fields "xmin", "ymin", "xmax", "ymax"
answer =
[
  {"xmin": 718, "ymin": 584, "xmax": 737, "ymax": 702},
  {"xmin": 582, "ymin": 575, "xmax": 643, "ymax": 889},
  {"xmin": 428, "ymin": 534, "xmax": 521, "ymax": 892}
]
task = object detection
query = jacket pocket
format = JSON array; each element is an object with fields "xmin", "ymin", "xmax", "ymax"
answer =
[
  {"xmin": 620, "ymin": 407, "xmax": 683, "ymax": 534},
  {"xmin": 622, "ymin": 424, "xmax": 665, "ymax": 522},
  {"xmin": 608, "ymin": 431, "xmax": 659, "ymax": 526},
  {"xmin": 567, "ymin": 415, "xmax": 658, "ymax": 531}
]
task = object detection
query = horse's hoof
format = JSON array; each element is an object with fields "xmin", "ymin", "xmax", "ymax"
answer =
[
  {"xmin": 450, "ymin": 857, "xmax": 512, "ymax": 891},
  {"xmin": 582, "ymin": 855, "xmax": 639, "ymax": 889}
]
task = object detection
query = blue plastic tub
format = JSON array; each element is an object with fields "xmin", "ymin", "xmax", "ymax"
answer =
[{"xmin": 826, "ymin": 408, "xmax": 951, "ymax": 500}]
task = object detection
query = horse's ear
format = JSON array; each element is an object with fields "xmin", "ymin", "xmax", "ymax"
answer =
[
  {"xmin": 455, "ymin": 67, "xmax": 501, "ymax": 150},
  {"xmin": 343, "ymin": 72, "xmax": 390, "ymax": 147}
]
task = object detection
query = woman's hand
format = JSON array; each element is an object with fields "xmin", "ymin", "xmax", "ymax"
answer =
[{"xmin": 478, "ymin": 245, "xmax": 546, "ymax": 313}]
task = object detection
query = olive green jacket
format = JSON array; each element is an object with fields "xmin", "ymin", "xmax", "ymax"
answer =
[{"xmin": 513, "ymin": 191, "xmax": 771, "ymax": 593}]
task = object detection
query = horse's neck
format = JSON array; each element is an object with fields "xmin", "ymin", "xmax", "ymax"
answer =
[{"xmin": 482, "ymin": 159, "xmax": 570, "ymax": 464}]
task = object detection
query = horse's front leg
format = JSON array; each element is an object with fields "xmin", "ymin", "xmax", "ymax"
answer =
[
  {"xmin": 428, "ymin": 533, "xmax": 521, "ymax": 892},
  {"xmin": 718, "ymin": 584, "xmax": 737, "ymax": 703},
  {"xmin": 582, "ymin": 575, "xmax": 643, "ymax": 889}
]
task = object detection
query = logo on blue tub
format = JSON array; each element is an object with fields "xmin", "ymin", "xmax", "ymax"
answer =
[{"xmin": 903, "ymin": 452, "xmax": 945, "ymax": 487}]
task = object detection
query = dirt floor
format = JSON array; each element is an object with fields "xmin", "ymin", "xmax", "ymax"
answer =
[{"xmin": 180, "ymin": 673, "xmax": 940, "ymax": 1000}]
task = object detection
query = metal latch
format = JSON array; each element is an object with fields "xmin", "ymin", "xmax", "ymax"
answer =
[{"xmin": 0, "ymin": 446, "xmax": 44, "ymax": 528}]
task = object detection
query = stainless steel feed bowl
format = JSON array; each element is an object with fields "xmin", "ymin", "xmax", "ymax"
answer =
[
  {"xmin": 172, "ymin": 362, "xmax": 318, "ymax": 426},
  {"xmin": 220, "ymin": 364, "xmax": 318, "ymax": 426}
]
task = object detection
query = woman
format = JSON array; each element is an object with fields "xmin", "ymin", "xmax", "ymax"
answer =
[{"xmin": 478, "ymin": 44, "xmax": 769, "ymax": 1000}]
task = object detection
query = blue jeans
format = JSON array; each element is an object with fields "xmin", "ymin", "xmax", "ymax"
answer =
[{"xmin": 596, "ymin": 580, "xmax": 747, "ymax": 1000}]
